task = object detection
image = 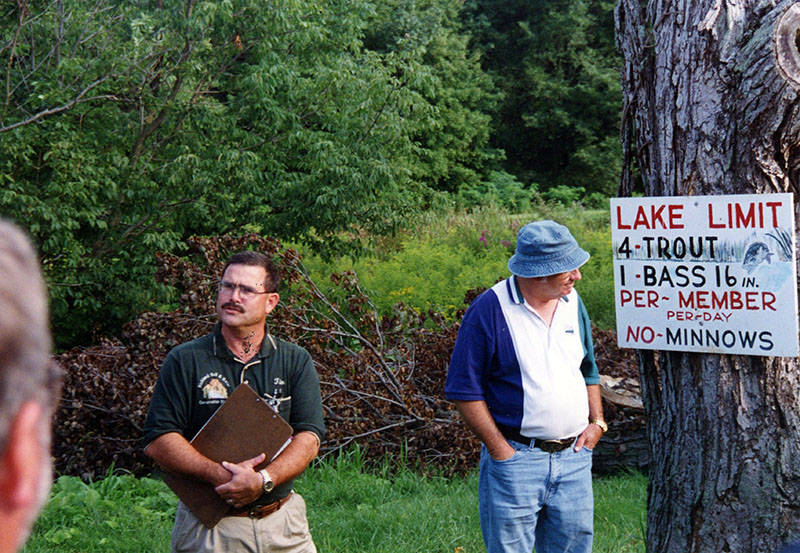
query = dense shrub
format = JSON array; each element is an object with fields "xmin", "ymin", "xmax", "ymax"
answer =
[
  {"xmin": 542, "ymin": 184, "xmax": 587, "ymax": 206},
  {"xmin": 3, "ymin": 0, "xmax": 508, "ymax": 349},
  {"xmin": 456, "ymin": 170, "xmax": 536, "ymax": 211}
]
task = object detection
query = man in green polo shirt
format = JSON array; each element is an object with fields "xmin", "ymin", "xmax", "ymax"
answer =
[{"xmin": 143, "ymin": 251, "xmax": 325, "ymax": 553}]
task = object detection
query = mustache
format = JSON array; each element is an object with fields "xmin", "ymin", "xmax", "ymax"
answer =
[{"xmin": 220, "ymin": 301, "xmax": 245, "ymax": 312}]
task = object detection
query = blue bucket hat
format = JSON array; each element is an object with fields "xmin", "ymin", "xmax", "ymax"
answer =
[{"xmin": 507, "ymin": 220, "xmax": 590, "ymax": 278}]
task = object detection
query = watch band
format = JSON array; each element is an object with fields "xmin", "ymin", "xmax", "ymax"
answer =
[
  {"xmin": 590, "ymin": 418, "xmax": 608, "ymax": 433},
  {"xmin": 259, "ymin": 468, "xmax": 274, "ymax": 493}
]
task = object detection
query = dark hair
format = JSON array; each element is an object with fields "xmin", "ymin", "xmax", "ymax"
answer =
[{"xmin": 222, "ymin": 251, "xmax": 281, "ymax": 292}]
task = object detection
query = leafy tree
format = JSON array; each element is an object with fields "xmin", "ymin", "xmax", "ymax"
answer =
[
  {"xmin": 457, "ymin": 170, "xmax": 534, "ymax": 210},
  {"xmin": 462, "ymin": 0, "xmax": 622, "ymax": 196},
  {"xmin": 361, "ymin": 0, "xmax": 502, "ymax": 196},
  {"xmin": 0, "ymin": 0, "xmax": 496, "ymax": 347}
]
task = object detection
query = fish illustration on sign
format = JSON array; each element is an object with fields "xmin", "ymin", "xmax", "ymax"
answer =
[
  {"xmin": 742, "ymin": 242, "xmax": 773, "ymax": 274},
  {"xmin": 741, "ymin": 228, "xmax": 794, "ymax": 292}
]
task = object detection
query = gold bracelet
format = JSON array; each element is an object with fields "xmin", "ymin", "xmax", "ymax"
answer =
[{"xmin": 589, "ymin": 419, "xmax": 608, "ymax": 433}]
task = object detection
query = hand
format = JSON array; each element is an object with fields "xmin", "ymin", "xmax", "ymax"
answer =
[
  {"xmin": 489, "ymin": 441, "xmax": 516, "ymax": 461},
  {"xmin": 573, "ymin": 424, "xmax": 603, "ymax": 452},
  {"xmin": 214, "ymin": 453, "xmax": 266, "ymax": 508}
]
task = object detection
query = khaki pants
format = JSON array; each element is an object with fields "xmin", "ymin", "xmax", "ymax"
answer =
[{"xmin": 171, "ymin": 492, "xmax": 317, "ymax": 553}]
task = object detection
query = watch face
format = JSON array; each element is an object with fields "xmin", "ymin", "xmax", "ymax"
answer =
[{"xmin": 261, "ymin": 470, "xmax": 274, "ymax": 492}]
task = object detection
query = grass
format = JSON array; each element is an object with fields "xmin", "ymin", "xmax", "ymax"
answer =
[
  {"xmin": 22, "ymin": 473, "xmax": 175, "ymax": 552},
  {"xmin": 592, "ymin": 470, "xmax": 648, "ymax": 552},
  {"xmin": 23, "ymin": 453, "xmax": 646, "ymax": 553}
]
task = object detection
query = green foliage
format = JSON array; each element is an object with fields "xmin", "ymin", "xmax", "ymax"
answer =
[
  {"xmin": 333, "ymin": 239, "xmax": 507, "ymax": 317},
  {"xmin": 361, "ymin": 0, "xmax": 502, "ymax": 195},
  {"xmin": 462, "ymin": 0, "xmax": 622, "ymax": 197},
  {"xmin": 585, "ymin": 192, "xmax": 611, "ymax": 210},
  {"xmin": 0, "ymin": 0, "xmax": 497, "ymax": 347},
  {"xmin": 23, "ymin": 458, "xmax": 646, "ymax": 553},
  {"xmin": 24, "ymin": 471, "xmax": 173, "ymax": 552},
  {"xmin": 543, "ymin": 184, "xmax": 586, "ymax": 206},
  {"xmin": 301, "ymin": 206, "xmax": 519, "ymax": 319},
  {"xmin": 457, "ymin": 170, "xmax": 536, "ymax": 211},
  {"xmin": 1, "ymin": 0, "xmax": 621, "ymax": 347},
  {"xmin": 302, "ymin": 205, "xmax": 616, "ymax": 329}
]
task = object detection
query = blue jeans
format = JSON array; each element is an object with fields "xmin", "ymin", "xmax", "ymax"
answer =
[{"xmin": 479, "ymin": 439, "xmax": 594, "ymax": 553}]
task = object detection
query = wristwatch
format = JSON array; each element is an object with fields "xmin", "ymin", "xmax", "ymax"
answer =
[
  {"xmin": 259, "ymin": 469, "xmax": 274, "ymax": 493},
  {"xmin": 590, "ymin": 419, "xmax": 608, "ymax": 433}
]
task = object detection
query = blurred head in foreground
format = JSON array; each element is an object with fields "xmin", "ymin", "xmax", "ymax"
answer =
[{"xmin": 0, "ymin": 219, "xmax": 62, "ymax": 553}]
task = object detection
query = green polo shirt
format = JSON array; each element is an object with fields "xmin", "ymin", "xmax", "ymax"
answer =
[{"xmin": 143, "ymin": 323, "xmax": 325, "ymax": 504}]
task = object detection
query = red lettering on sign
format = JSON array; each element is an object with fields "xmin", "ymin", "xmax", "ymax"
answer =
[
  {"xmin": 678, "ymin": 290, "xmax": 777, "ymax": 311},
  {"xmin": 707, "ymin": 201, "xmax": 781, "ymax": 229},
  {"xmin": 615, "ymin": 204, "xmax": 684, "ymax": 230},
  {"xmin": 620, "ymin": 289, "xmax": 661, "ymax": 308}
]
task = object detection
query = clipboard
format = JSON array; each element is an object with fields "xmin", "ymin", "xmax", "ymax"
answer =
[{"xmin": 162, "ymin": 383, "xmax": 293, "ymax": 528}]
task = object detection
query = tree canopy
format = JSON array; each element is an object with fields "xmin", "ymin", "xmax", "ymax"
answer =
[
  {"xmin": 1, "ymin": 0, "xmax": 499, "ymax": 346},
  {"xmin": 462, "ymin": 0, "xmax": 622, "ymax": 196},
  {"xmin": 1, "ymin": 0, "xmax": 623, "ymax": 347}
]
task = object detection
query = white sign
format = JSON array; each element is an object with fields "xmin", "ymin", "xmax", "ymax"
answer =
[{"xmin": 611, "ymin": 194, "xmax": 799, "ymax": 357}]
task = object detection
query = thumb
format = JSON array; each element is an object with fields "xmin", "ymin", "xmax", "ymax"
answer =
[
  {"xmin": 221, "ymin": 460, "xmax": 241, "ymax": 473},
  {"xmin": 242, "ymin": 452, "xmax": 266, "ymax": 468}
]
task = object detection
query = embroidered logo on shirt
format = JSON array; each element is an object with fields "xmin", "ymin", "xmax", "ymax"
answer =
[
  {"xmin": 197, "ymin": 373, "xmax": 231, "ymax": 404},
  {"xmin": 202, "ymin": 378, "xmax": 228, "ymax": 399}
]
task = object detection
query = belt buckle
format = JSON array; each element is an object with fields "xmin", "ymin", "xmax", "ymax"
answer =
[
  {"xmin": 248, "ymin": 504, "xmax": 271, "ymax": 519},
  {"xmin": 540, "ymin": 439, "xmax": 569, "ymax": 453}
]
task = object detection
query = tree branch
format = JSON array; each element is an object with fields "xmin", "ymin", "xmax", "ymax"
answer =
[{"xmin": 0, "ymin": 76, "xmax": 115, "ymax": 133}]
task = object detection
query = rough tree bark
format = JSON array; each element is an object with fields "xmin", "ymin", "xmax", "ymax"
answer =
[{"xmin": 615, "ymin": 1, "xmax": 800, "ymax": 552}]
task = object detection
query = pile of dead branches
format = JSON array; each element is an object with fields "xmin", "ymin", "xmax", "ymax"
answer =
[{"xmin": 53, "ymin": 235, "xmax": 645, "ymax": 480}]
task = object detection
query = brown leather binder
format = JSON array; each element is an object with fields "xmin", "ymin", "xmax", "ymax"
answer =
[{"xmin": 161, "ymin": 383, "xmax": 293, "ymax": 528}]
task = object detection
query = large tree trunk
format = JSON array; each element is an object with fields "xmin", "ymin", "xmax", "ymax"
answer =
[{"xmin": 615, "ymin": 2, "xmax": 800, "ymax": 552}]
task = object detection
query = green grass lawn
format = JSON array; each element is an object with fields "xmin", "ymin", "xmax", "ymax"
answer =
[{"xmin": 24, "ymin": 454, "xmax": 646, "ymax": 553}]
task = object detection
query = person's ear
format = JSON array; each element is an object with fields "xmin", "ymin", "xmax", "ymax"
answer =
[
  {"xmin": 0, "ymin": 401, "xmax": 44, "ymax": 510},
  {"xmin": 264, "ymin": 293, "xmax": 280, "ymax": 315}
]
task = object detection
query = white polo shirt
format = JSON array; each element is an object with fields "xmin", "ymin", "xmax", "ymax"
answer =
[{"xmin": 445, "ymin": 276, "xmax": 600, "ymax": 440}]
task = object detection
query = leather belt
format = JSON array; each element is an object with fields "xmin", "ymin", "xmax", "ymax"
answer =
[
  {"xmin": 501, "ymin": 429, "xmax": 576, "ymax": 453},
  {"xmin": 228, "ymin": 492, "xmax": 293, "ymax": 519},
  {"xmin": 534, "ymin": 438, "xmax": 576, "ymax": 453}
]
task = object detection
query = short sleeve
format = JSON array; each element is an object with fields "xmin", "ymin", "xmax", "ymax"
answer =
[
  {"xmin": 577, "ymin": 295, "xmax": 600, "ymax": 385},
  {"xmin": 287, "ymin": 348, "xmax": 326, "ymax": 441},
  {"xmin": 445, "ymin": 293, "xmax": 497, "ymax": 401},
  {"xmin": 142, "ymin": 351, "xmax": 192, "ymax": 448}
]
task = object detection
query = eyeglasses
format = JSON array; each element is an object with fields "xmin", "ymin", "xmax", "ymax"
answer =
[{"xmin": 218, "ymin": 280, "xmax": 272, "ymax": 301}]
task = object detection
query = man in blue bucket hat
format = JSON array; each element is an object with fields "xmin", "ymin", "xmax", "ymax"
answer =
[{"xmin": 446, "ymin": 220, "xmax": 605, "ymax": 553}]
